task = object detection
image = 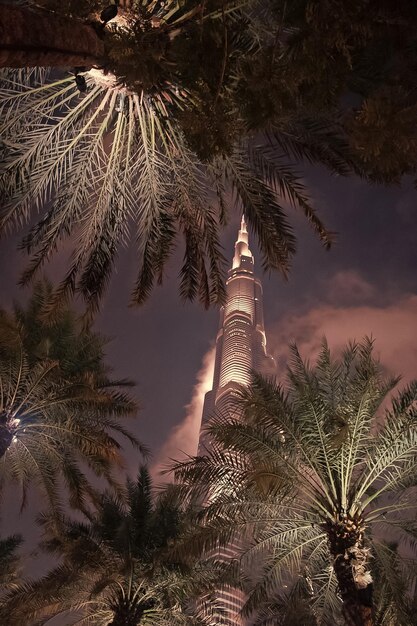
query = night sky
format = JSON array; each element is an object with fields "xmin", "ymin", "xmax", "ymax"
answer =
[
  {"xmin": 1, "ymin": 163, "xmax": 417, "ymax": 533},
  {"xmin": 95, "ymin": 165, "xmax": 417, "ymax": 472}
]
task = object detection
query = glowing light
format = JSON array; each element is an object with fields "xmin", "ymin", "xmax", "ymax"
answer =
[
  {"xmin": 86, "ymin": 68, "xmax": 122, "ymax": 92},
  {"xmin": 85, "ymin": 5, "xmax": 177, "ymax": 97},
  {"xmin": 232, "ymin": 216, "xmax": 254, "ymax": 269},
  {"xmin": 195, "ymin": 217, "xmax": 277, "ymax": 626},
  {"xmin": 151, "ymin": 347, "xmax": 215, "ymax": 479}
]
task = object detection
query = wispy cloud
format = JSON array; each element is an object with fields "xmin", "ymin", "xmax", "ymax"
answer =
[
  {"xmin": 151, "ymin": 347, "xmax": 215, "ymax": 481},
  {"xmin": 321, "ymin": 270, "xmax": 376, "ymax": 305},
  {"xmin": 269, "ymin": 288, "xmax": 417, "ymax": 382}
]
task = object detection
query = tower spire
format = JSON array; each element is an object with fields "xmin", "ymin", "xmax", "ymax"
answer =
[{"xmin": 232, "ymin": 215, "xmax": 253, "ymax": 270}]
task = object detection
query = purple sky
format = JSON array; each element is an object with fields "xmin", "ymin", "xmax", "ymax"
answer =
[
  {"xmin": 97, "ymin": 166, "xmax": 417, "ymax": 469},
  {"xmin": 1, "ymin": 161, "xmax": 417, "ymax": 593},
  {"xmin": 1, "ymin": 165, "xmax": 417, "ymax": 484}
]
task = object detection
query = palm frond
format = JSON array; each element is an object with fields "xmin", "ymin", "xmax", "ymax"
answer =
[
  {"xmin": 174, "ymin": 339, "xmax": 417, "ymax": 623},
  {"xmin": 268, "ymin": 116, "xmax": 364, "ymax": 177},
  {"xmin": 248, "ymin": 141, "xmax": 334, "ymax": 248},
  {"xmin": 0, "ymin": 468, "xmax": 228, "ymax": 625},
  {"xmin": 222, "ymin": 150, "xmax": 296, "ymax": 274},
  {"xmin": 0, "ymin": 298, "xmax": 141, "ymax": 511}
]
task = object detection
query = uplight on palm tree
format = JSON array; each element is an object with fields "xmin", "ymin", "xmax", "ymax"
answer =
[
  {"xmin": 174, "ymin": 339, "xmax": 417, "ymax": 626},
  {"xmin": 0, "ymin": 0, "xmax": 346, "ymax": 317},
  {"xmin": 0, "ymin": 300, "xmax": 143, "ymax": 511}
]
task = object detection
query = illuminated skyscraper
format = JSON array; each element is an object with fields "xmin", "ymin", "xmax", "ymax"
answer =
[
  {"xmin": 197, "ymin": 216, "xmax": 276, "ymax": 625},
  {"xmin": 199, "ymin": 216, "xmax": 275, "ymax": 442}
]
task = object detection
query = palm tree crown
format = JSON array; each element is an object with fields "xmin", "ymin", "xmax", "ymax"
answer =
[
  {"xmin": 0, "ymin": 0, "xmax": 350, "ymax": 317},
  {"xmin": 0, "ymin": 285, "xmax": 143, "ymax": 511},
  {"xmin": 174, "ymin": 339, "xmax": 417, "ymax": 626},
  {"xmin": 2, "ymin": 0, "xmax": 417, "ymax": 319},
  {"xmin": 0, "ymin": 467, "xmax": 226, "ymax": 625}
]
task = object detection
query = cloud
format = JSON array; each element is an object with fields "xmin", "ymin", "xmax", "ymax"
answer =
[
  {"xmin": 269, "ymin": 293, "xmax": 417, "ymax": 383},
  {"xmin": 150, "ymin": 273, "xmax": 417, "ymax": 481},
  {"xmin": 322, "ymin": 270, "xmax": 376, "ymax": 305},
  {"xmin": 150, "ymin": 347, "xmax": 215, "ymax": 480}
]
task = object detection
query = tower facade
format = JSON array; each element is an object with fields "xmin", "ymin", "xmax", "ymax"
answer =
[
  {"xmin": 199, "ymin": 216, "xmax": 275, "ymax": 440},
  {"xmin": 197, "ymin": 217, "xmax": 276, "ymax": 624}
]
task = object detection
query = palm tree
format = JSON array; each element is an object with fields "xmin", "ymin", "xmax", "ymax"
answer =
[
  {"xmin": 0, "ymin": 291, "xmax": 143, "ymax": 511},
  {"xmin": 252, "ymin": 584, "xmax": 322, "ymax": 626},
  {"xmin": 0, "ymin": 533, "xmax": 22, "ymax": 597},
  {"xmin": 173, "ymin": 339, "xmax": 417, "ymax": 626},
  {"xmin": 0, "ymin": 467, "xmax": 228, "ymax": 625},
  {"xmin": 0, "ymin": 2, "xmax": 105, "ymax": 68},
  {"xmin": 0, "ymin": 0, "xmax": 350, "ymax": 318},
  {"xmin": 255, "ymin": 0, "xmax": 417, "ymax": 184},
  {"xmin": 7, "ymin": 279, "xmax": 127, "ymax": 380}
]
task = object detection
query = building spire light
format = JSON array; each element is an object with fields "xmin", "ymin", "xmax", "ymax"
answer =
[{"xmin": 233, "ymin": 215, "xmax": 253, "ymax": 269}]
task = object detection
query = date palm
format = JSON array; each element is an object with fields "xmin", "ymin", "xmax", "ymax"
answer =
[
  {"xmin": 6, "ymin": 279, "xmax": 118, "ymax": 379},
  {"xmin": 0, "ymin": 534, "xmax": 22, "ymax": 598},
  {"xmin": 174, "ymin": 339, "xmax": 417, "ymax": 626},
  {"xmin": 0, "ymin": 467, "xmax": 227, "ymax": 625},
  {"xmin": 0, "ymin": 0, "xmax": 349, "ymax": 318},
  {"xmin": 0, "ymin": 290, "xmax": 143, "ymax": 511}
]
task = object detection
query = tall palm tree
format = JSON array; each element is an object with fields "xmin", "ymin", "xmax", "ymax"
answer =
[
  {"xmin": 0, "ymin": 467, "xmax": 228, "ymax": 625},
  {"xmin": 0, "ymin": 293, "xmax": 143, "ymax": 511},
  {"xmin": 0, "ymin": 0, "xmax": 351, "ymax": 318},
  {"xmin": 173, "ymin": 339, "xmax": 417, "ymax": 626}
]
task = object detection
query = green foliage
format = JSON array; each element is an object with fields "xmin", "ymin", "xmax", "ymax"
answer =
[
  {"xmin": 0, "ymin": 0, "xmax": 345, "ymax": 317},
  {"xmin": 0, "ymin": 534, "xmax": 23, "ymax": 598},
  {"xmin": 346, "ymin": 87, "xmax": 417, "ymax": 181},
  {"xmin": 0, "ymin": 468, "xmax": 228, "ymax": 625},
  {"xmin": 10, "ymin": 280, "xmax": 109, "ymax": 378},
  {"xmin": 263, "ymin": 0, "xmax": 417, "ymax": 182},
  {"xmin": 0, "ymin": 286, "xmax": 143, "ymax": 511},
  {"xmin": 2, "ymin": 0, "xmax": 417, "ymax": 315},
  {"xmin": 254, "ymin": 584, "xmax": 321, "ymax": 626},
  {"xmin": 174, "ymin": 339, "xmax": 417, "ymax": 625}
]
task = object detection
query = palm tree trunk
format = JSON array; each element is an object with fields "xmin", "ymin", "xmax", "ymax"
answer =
[
  {"xmin": 0, "ymin": 4, "xmax": 105, "ymax": 68},
  {"xmin": 327, "ymin": 515, "xmax": 374, "ymax": 626},
  {"xmin": 333, "ymin": 555, "xmax": 373, "ymax": 626}
]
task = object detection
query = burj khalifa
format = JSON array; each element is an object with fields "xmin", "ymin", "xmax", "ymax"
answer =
[{"xmin": 197, "ymin": 216, "xmax": 276, "ymax": 625}]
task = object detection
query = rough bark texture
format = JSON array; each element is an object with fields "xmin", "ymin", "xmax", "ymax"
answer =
[
  {"xmin": 108, "ymin": 608, "xmax": 144, "ymax": 626},
  {"xmin": 0, "ymin": 4, "xmax": 105, "ymax": 68},
  {"xmin": 333, "ymin": 555, "xmax": 373, "ymax": 626},
  {"xmin": 327, "ymin": 513, "xmax": 374, "ymax": 626}
]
